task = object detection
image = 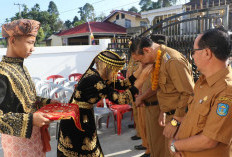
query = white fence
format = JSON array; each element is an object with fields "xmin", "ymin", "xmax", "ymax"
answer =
[{"xmin": 0, "ymin": 39, "xmax": 110, "ymax": 79}]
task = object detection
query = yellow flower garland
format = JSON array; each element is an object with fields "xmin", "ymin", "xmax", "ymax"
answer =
[{"xmin": 151, "ymin": 49, "xmax": 162, "ymax": 91}]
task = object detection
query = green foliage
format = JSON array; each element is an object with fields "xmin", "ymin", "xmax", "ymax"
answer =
[
  {"xmin": 48, "ymin": 1, "xmax": 59, "ymax": 15},
  {"xmin": 73, "ymin": 20, "xmax": 85, "ymax": 27},
  {"xmin": 72, "ymin": 16, "xmax": 79, "ymax": 25},
  {"xmin": 80, "ymin": 3, "xmax": 95, "ymax": 22},
  {"xmin": 128, "ymin": 6, "xmax": 138, "ymax": 13},
  {"xmin": 94, "ymin": 13, "xmax": 106, "ymax": 22},
  {"xmin": 64, "ymin": 20, "xmax": 72, "ymax": 29},
  {"xmin": 139, "ymin": 0, "xmax": 153, "ymax": 11},
  {"xmin": 36, "ymin": 27, "xmax": 45, "ymax": 43},
  {"xmin": 7, "ymin": 1, "xmax": 64, "ymax": 39},
  {"xmin": 139, "ymin": 0, "xmax": 177, "ymax": 11}
]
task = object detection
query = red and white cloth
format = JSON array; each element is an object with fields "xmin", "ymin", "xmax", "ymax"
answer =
[{"xmin": 1, "ymin": 126, "xmax": 45, "ymax": 157}]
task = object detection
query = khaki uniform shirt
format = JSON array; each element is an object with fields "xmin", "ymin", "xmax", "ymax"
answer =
[
  {"xmin": 142, "ymin": 74, "xmax": 158, "ymax": 102},
  {"xmin": 157, "ymin": 45, "xmax": 194, "ymax": 117},
  {"xmin": 177, "ymin": 67, "xmax": 232, "ymax": 157}
]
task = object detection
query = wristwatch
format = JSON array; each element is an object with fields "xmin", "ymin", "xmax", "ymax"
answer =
[
  {"xmin": 170, "ymin": 139, "xmax": 177, "ymax": 153},
  {"xmin": 171, "ymin": 118, "xmax": 180, "ymax": 127}
]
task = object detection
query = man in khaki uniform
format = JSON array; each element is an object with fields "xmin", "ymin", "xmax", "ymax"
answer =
[
  {"xmin": 135, "ymin": 34, "xmax": 167, "ymax": 157},
  {"xmin": 170, "ymin": 28, "xmax": 232, "ymax": 157},
  {"xmin": 136, "ymin": 73, "xmax": 165, "ymax": 157},
  {"xmin": 129, "ymin": 35, "xmax": 194, "ymax": 157},
  {"xmin": 126, "ymin": 57, "xmax": 141, "ymax": 140}
]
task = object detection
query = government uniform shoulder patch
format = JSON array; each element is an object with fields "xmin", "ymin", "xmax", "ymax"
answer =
[
  {"xmin": 166, "ymin": 53, "xmax": 171, "ymax": 60},
  {"xmin": 216, "ymin": 103, "xmax": 229, "ymax": 116}
]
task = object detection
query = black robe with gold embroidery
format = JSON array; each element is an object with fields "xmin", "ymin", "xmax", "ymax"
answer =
[
  {"xmin": 0, "ymin": 56, "xmax": 50, "ymax": 138},
  {"xmin": 57, "ymin": 68, "xmax": 138, "ymax": 157}
]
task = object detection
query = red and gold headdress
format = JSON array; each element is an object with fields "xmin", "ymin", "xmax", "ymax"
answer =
[{"xmin": 2, "ymin": 19, "xmax": 40, "ymax": 38}]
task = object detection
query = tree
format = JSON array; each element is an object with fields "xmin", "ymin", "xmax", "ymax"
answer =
[
  {"xmin": 54, "ymin": 19, "xmax": 64, "ymax": 32},
  {"xmin": 139, "ymin": 0, "xmax": 177, "ymax": 11},
  {"xmin": 64, "ymin": 20, "xmax": 72, "ymax": 29},
  {"xmin": 36, "ymin": 27, "xmax": 45, "ymax": 43},
  {"xmin": 8, "ymin": 1, "xmax": 63, "ymax": 39},
  {"xmin": 29, "ymin": 4, "xmax": 41, "ymax": 20},
  {"xmin": 95, "ymin": 13, "xmax": 106, "ymax": 22},
  {"xmin": 82, "ymin": 3, "xmax": 95, "ymax": 22},
  {"xmin": 73, "ymin": 21, "xmax": 85, "ymax": 27},
  {"xmin": 128, "ymin": 6, "xmax": 138, "ymax": 13},
  {"xmin": 5, "ymin": 18, "xmax": 10, "ymax": 23},
  {"xmin": 48, "ymin": 1, "xmax": 59, "ymax": 15},
  {"xmin": 72, "ymin": 16, "xmax": 79, "ymax": 26},
  {"xmin": 78, "ymin": 7, "xmax": 85, "ymax": 21},
  {"xmin": 139, "ymin": 0, "xmax": 153, "ymax": 11},
  {"xmin": 151, "ymin": 1, "xmax": 162, "ymax": 9},
  {"xmin": 162, "ymin": 0, "xmax": 172, "ymax": 7}
]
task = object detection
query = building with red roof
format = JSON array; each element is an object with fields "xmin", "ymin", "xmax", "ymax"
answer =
[{"xmin": 53, "ymin": 21, "xmax": 126, "ymax": 46}]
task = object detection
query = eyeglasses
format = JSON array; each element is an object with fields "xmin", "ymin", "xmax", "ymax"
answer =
[
  {"xmin": 191, "ymin": 48, "xmax": 204, "ymax": 56},
  {"xmin": 191, "ymin": 46, "xmax": 217, "ymax": 56}
]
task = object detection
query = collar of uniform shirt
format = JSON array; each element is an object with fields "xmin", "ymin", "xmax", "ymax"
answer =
[{"xmin": 205, "ymin": 66, "xmax": 231, "ymax": 87}]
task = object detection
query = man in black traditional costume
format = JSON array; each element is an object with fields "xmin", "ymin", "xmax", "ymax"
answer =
[
  {"xmin": 57, "ymin": 50, "xmax": 153, "ymax": 157},
  {"xmin": 0, "ymin": 19, "xmax": 58, "ymax": 157}
]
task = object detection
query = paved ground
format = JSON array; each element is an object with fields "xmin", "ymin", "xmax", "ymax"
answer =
[
  {"xmin": 1, "ymin": 112, "xmax": 231, "ymax": 157},
  {"xmin": 0, "ymin": 112, "xmax": 146, "ymax": 157}
]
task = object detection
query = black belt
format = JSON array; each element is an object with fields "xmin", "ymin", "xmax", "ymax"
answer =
[
  {"xmin": 144, "ymin": 101, "xmax": 158, "ymax": 106},
  {"xmin": 165, "ymin": 109, "xmax": 175, "ymax": 115}
]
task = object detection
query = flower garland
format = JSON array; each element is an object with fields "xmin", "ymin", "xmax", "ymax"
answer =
[{"xmin": 151, "ymin": 49, "xmax": 162, "ymax": 91}]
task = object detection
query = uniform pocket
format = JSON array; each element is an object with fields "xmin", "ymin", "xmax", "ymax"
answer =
[
  {"xmin": 196, "ymin": 105, "xmax": 210, "ymax": 128},
  {"xmin": 159, "ymin": 76, "xmax": 167, "ymax": 92}
]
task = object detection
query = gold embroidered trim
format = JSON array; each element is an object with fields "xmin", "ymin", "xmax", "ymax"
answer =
[
  {"xmin": 126, "ymin": 89, "xmax": 134, "ymax": 104},
  {"xmin": 123, "ymin": 79, "xmax": 132, "ymax": 87},
  {"xmin": 113, "ymin": 93, "xmax": 119, "ymax": 101},
  {"xmin": 59, "ymin": 131, "xmax": 73, "ymax": 148},
  {"xmin": 118, "ymin": 89, "xmax": 133, "ymax": 104},
  {"xmin": 0, "ymin": 62, "xmax": 37, "ymax": 113},
  {"xmin": 94, "ymin": 82, "xmax": 106, "ymax": 90},
  {"xmin": 0, "ymin": 117, "xmax": 14, "ymax": 135},
  {"xmin": 75, "ymin": 90, "xmax": 81, "ymax": 98},
  {"xmin": 79, "ymin": 148, "xmax": 103, "ymax": 157},
  {"xmin": 82, "ymin": 69, "xmax": 96, "ymax": 79},
  {"xmin": 98, "ymin": 55, "xmax": 124, "ymax": 67},
  {"xmin": 21, "ymin": 114, "xmax": 29, "ymax": 137},
  {"xmin": 2, "ymin": 56, "xmax": 24, "ymax": 63},
  {"xmin": 99, "ymin": 93, "xmax": 106, "ymax": 99},
  {"xmin": 58, "ymin": 143, "xmax": 78, "ymax": 157},
  {"xmin": 81, "ymin": 132, "xmax": 97, "ymax": 151},
  {"xmin": 218, "ymin": 97, "xmax": 232, "ymax": 102},
  {"xmin": 71, "ymin": 99, "xmax": 93, "ymax": 109},
  {"xmin": 88, "ymin": 97, "xmax": 98, "ymax": 104},
  {"xmin": 41, "ymin": 98, "xmax": 49, "ymax": 104}
]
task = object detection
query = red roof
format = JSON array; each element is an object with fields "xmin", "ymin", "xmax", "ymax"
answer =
[{"xmin": 58, "ymin": 22, "xmax": 126, "ymax": 36}]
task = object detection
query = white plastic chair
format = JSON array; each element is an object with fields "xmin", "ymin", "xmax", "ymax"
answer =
[
  {"xmin": 31, "ymin": 77, "xmax": 41, "ymax": 84},
  {"xmin": 94, "ymin": 98, "xmax": 116, "ymax": 132},
  {"xmin": 50, "ymin": 86, "xmax": 73, "ymax": 103},
  {"xmin": 63, "ymin": 81, "xmax": 77, "ymax": 91},
  {"xmin": 39, "ymin": 83, "xmax": 57, "ymax": 98},
  {"xmin": 35, "ymin": 80, "xmax": 50, "ymax": 96},
  {"xmin": 54, "ymin": 78, "xmax": 69, "ymax": 85}
]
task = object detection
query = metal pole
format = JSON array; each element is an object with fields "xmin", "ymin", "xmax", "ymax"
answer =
[{"xmin": 14, "ymin": 3, "xmax": 23, "ymax": 18}]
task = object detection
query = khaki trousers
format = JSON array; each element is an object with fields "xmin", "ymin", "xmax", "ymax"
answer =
[
  {"xmin": 138, "ymin": 106, "xmax": 150, "ymax": 154},
  {"xmin": 145, "ymin": 105, "xmax": 165, "ymax": 157},
  {"xmin": 164, "ymin": 114, "xmax": 174, "ymax": 157},
  {"xmin": 132, "ymin": 102, "xmax": 140, "ymax": 137}
]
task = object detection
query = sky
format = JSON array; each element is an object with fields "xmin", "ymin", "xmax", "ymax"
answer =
[{"xmin": 0, "ymin": 0, "xmax": 189, "ymax": 25}]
